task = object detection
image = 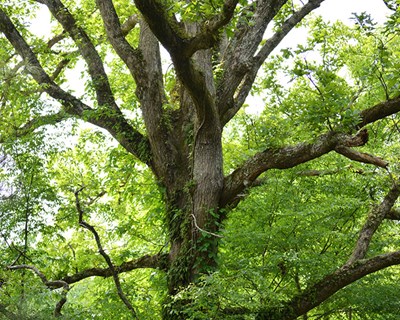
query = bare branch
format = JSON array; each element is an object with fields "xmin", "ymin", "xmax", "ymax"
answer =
[{"xmin": 121, "ymin": 14, "xmax": 139, "ymax": 36}]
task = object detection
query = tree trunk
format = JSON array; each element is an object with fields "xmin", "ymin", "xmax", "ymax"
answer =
[{"xmin": 160, "ymin": 22, "xmax": 224, "ymax": 317}]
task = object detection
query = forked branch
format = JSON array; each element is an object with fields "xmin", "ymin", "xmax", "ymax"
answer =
[{"xmin": 220, "ymin": 0, "xmax": 324, "ymax": 124}]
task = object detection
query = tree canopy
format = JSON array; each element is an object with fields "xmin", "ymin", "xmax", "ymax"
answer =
[{"xmin": 1, "ymin": 0, "xmax": 400, "ymax": 319}]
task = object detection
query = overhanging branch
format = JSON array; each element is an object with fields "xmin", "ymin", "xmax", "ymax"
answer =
[{"xmin": 221, "ymin": 92, "xmax": 400, "ymax": 209}]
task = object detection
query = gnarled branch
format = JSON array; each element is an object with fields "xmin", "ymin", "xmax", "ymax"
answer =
[{"xmin": 74, "ymin": 187, "xmax": 137, "ymax": 317}]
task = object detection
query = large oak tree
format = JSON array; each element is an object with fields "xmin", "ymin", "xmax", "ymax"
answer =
[{"xmin": 1, "ymin": 0, "xmax": 400, "ymax": 318}]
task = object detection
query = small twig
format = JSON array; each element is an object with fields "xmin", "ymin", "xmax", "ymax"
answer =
[{"xmin": 191, "ymin": 214, "xmax": 223, "ymax": 238}]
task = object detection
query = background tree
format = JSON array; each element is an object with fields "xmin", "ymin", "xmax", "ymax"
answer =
[{"xmin": 1, "ymin": 0, "xmax": 400, "ymax": 319}]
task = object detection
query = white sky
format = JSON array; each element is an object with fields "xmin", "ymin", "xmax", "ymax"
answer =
[{"xmin": 317, "ymin": 0, "xmax": 391, "ymax": 24}]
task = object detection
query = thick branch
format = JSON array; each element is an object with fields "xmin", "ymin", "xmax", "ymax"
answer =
[
  {"xmin": 346, "ymin": 182, "xmax": 400, "ymax": 265},
  {"xmin": 183, "ymin": 0, "xmax": 239, "ymax": 57},
  {"xmin": 95, "ymin": 0, "xmax": 143, "ymax": 79},
  {"xmin": 256, "ymin": 251, "xmax": 400, "ymax": 319},
  {"xmin": 221, "ymin": 130, "xmax": 368, "ymax": 207},
  {"xmin": 40, "ymin": 0, "xmax": 116, "ymax": 109},
  {"xmin": 217, "ymin": 0, "xmax": 288, "ymax": 122},
  {"xmin": 359, "ymin": 95, "xmax": 400, "ymax": 128},
  {"xmin": 133, "ymin": 0, "xmax": 215, "ymax": 119},
  {"xmin": 133, "ymin": 0, "xmax": 186, "ymax": 55},
  {"xmin": 61, "ymin": 253, "xmax": 168, "ymax": 284},
  {"xmin": 222, "ymin": 91, "xmax": 400, "ymax": 208},
  {"xmin": 121, "ymin": 14, "xmax": 139, "ymax": 36}
]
